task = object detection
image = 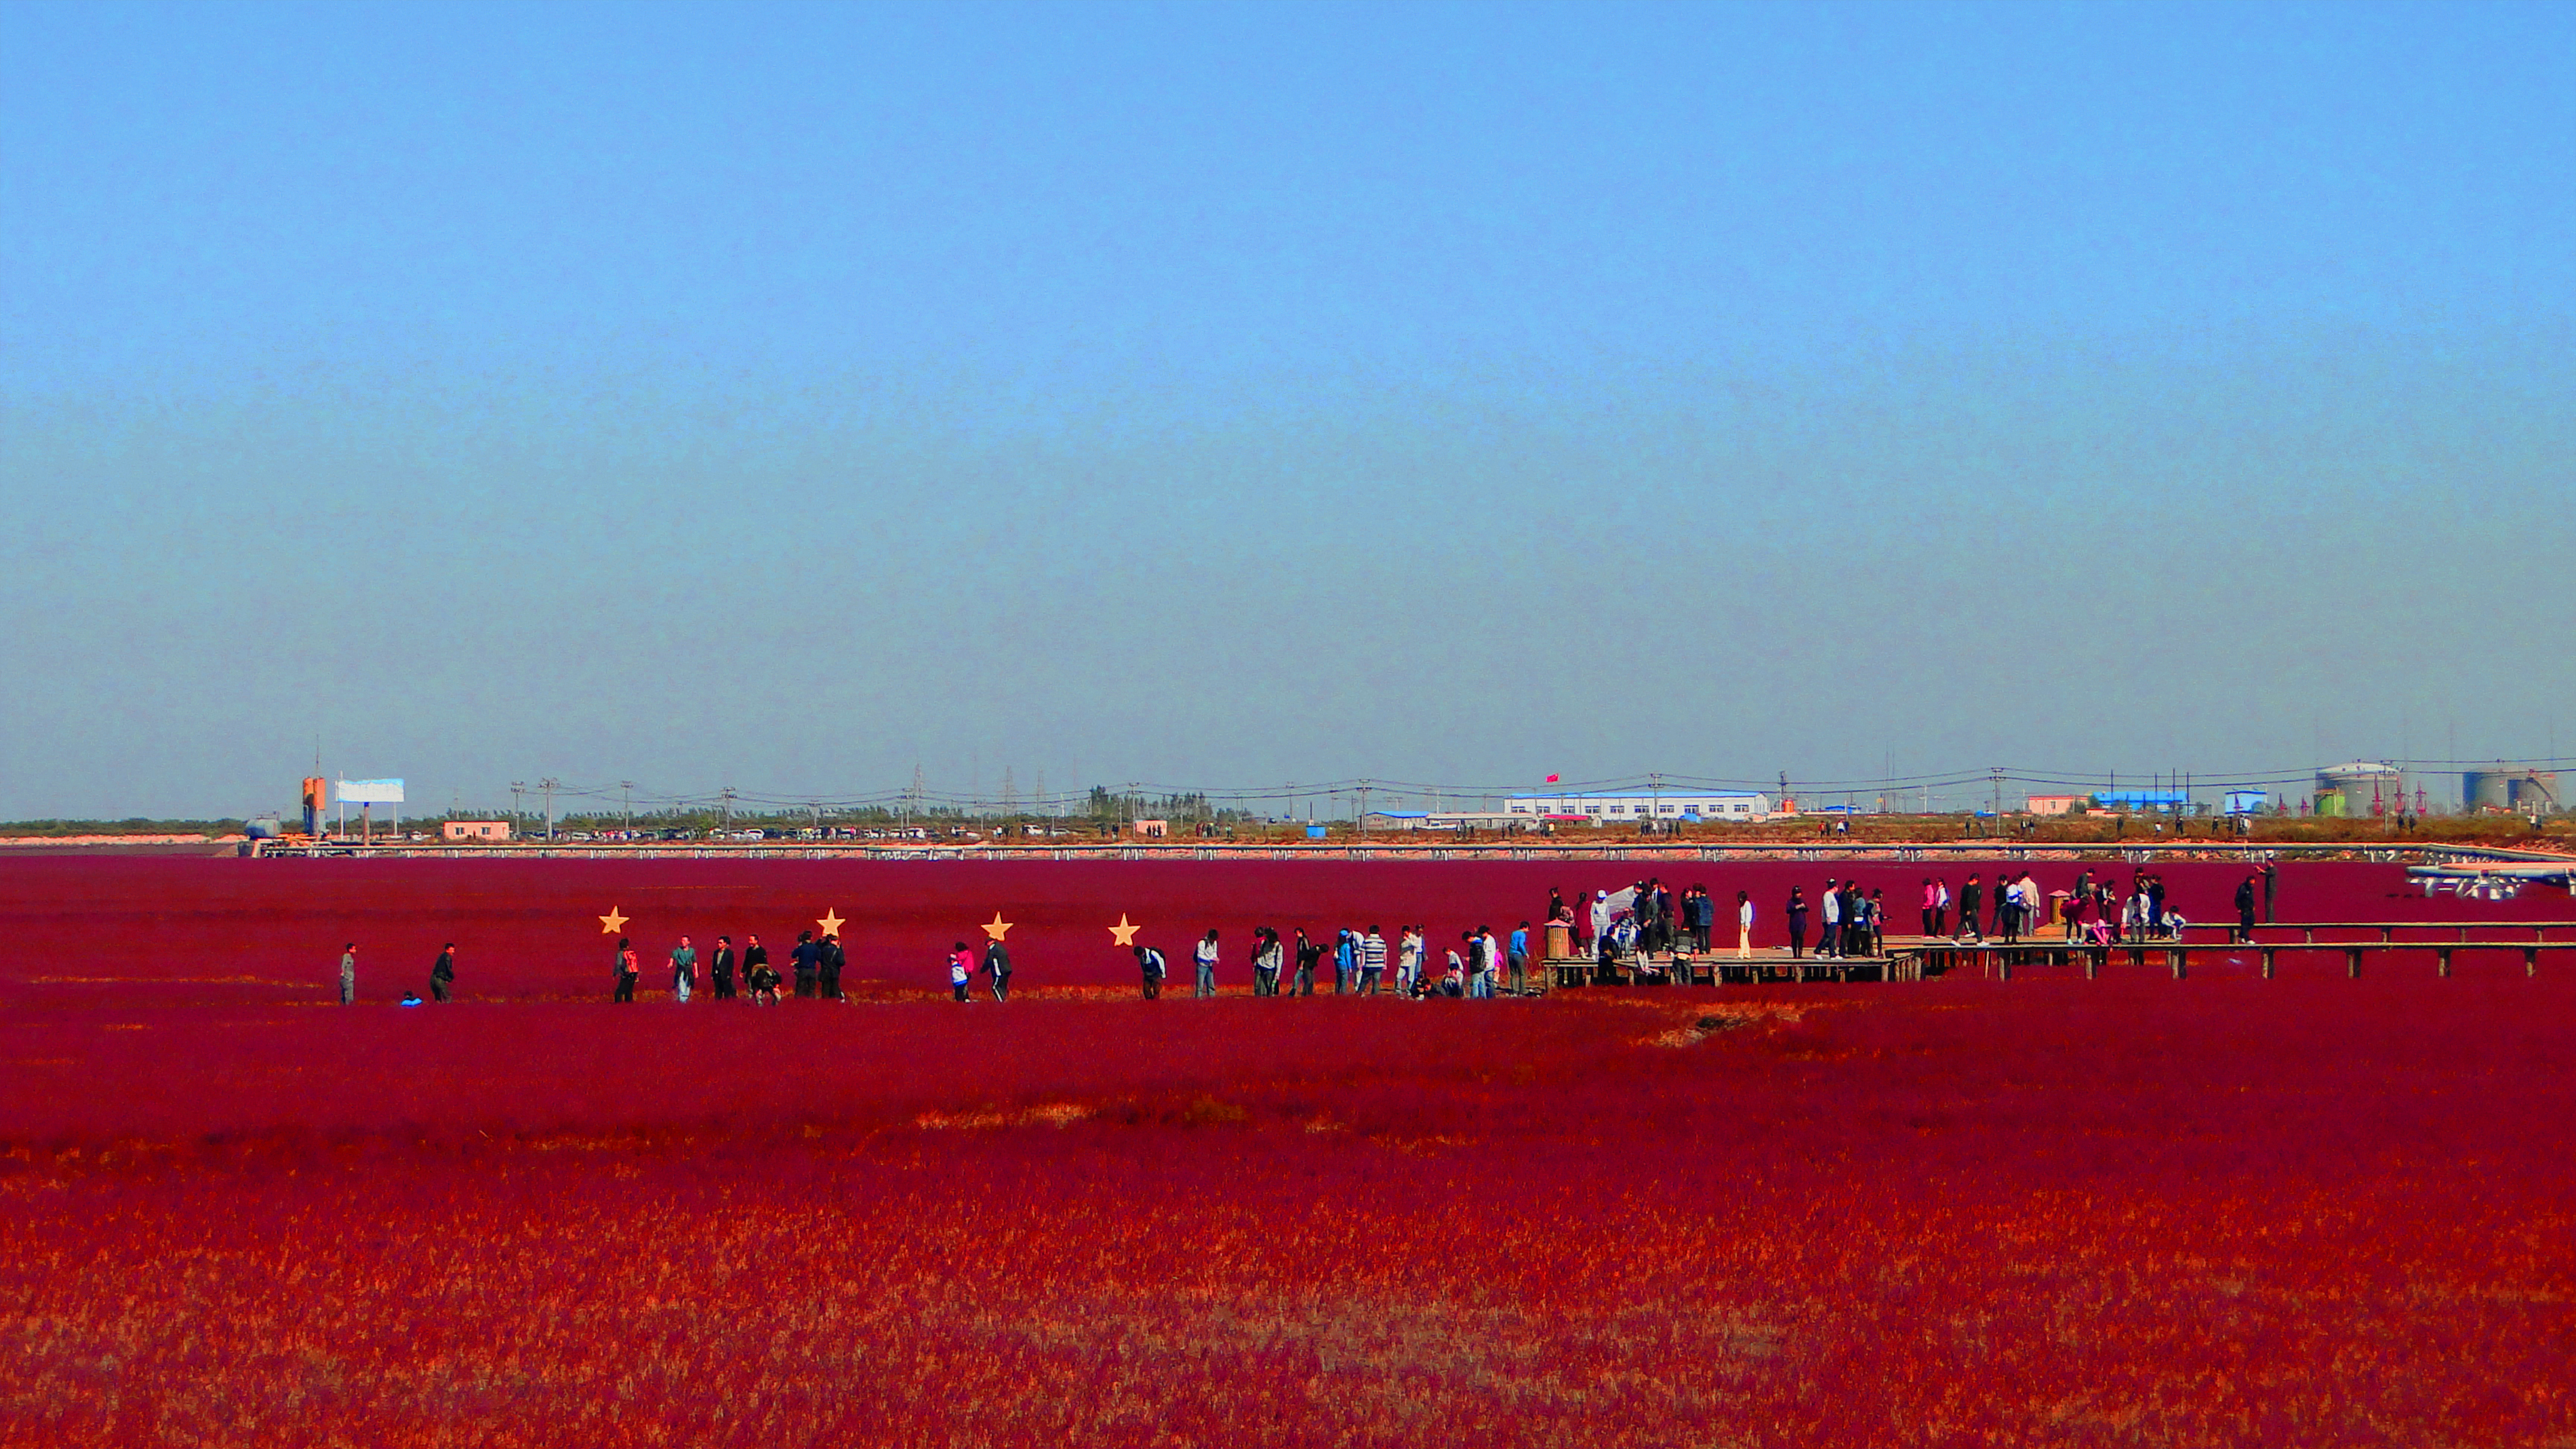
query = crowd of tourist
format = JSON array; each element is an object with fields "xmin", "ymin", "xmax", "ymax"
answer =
[{"xmin": 351, "ymin": 864, "xmax": 2272, "ymax": 1002}]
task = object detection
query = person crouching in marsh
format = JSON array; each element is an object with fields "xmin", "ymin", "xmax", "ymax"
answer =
[
  {"xmin": 613, "ymin": 937, "xmax": 639, "ymax": 1002},
  {"xmin": 428, "ymin": 943, "xmax": 456, "ymax": 1002},
  {"xmin": 1135, "ymin": 943, "xmax": 1166, "ymax": 999}
]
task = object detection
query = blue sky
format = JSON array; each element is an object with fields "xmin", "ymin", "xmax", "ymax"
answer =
[{"xmin": 3, "ymin": 0, "xmax": 2571, "ymax": 817}]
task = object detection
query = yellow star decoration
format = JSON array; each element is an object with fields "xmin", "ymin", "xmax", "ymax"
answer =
[
  {"xmin": 817, "ymin": 909, "xmax": 846, "ymax": 938},
  {"xmin": 982, "ymin": 913, "xmax": 1013, "ymax": 942},
  {"xmin": 597, "ymin": 906, "xmax": 629, "ymax": 935},
  {"xmin": 1108, "ymin": 914, "xmax": 1141, "ymax": 947}
]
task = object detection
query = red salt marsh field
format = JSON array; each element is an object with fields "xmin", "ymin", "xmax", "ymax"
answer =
[
  {"xmin": 1, "ymin": 853, "xmax": 2564, "ymax": 1002},
  {"xmin": 3, "ymin": 857, "xmax": 2575, "ymax": 1446}
]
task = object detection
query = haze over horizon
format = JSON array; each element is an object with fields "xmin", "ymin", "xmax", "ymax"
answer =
[{"xmin": 5, "ymin": 0, "xmax": 2571, "ymax": 820}]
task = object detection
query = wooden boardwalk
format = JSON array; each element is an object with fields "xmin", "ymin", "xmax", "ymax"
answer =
[{"xmin": 1546, "ymin": 922, "xmax": 2576, "ymax": 987}]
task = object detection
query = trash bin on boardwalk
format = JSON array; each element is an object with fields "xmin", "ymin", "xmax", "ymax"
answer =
[{"xmin": 1546, "ymin": 923, "xmax": 1571, "ymax": 960}]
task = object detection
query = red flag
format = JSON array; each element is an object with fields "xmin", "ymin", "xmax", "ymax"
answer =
[{"xmin": 1545, "ymin": 774, "xmax": 1561, "ymax": 783}]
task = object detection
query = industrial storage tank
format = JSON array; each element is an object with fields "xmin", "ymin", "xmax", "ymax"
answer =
[
  {"xmin": 2464, "ymin": 769, "xmax": 2519, "ymax": 811},
  {"xmin": 2514, "ymin": 772, "xmax": 2560, "ymax": 814},
  {"xmin": 2462, "ymin": 768, "xmax": 2560, "ymax": 814},
  {"xmin": 2315, "ymin": 762, "xmax": 2402, "ymax": 817}
]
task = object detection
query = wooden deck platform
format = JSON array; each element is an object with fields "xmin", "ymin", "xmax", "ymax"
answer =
[{"xmin": 1547, "ymin": 926, "xmax": 2576, "ymax": 987}]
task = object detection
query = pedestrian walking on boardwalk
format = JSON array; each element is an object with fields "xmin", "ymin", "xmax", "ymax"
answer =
[
  {"xmin": 1958, "ymin": 874, "xmax": 1983, "ymax": 941},
  {"xmin": 428, "ymin": 943, "xmax": 456, "ymax": 1002},
  {"xmin": 1737, "ymin": 891, "xmax": 1754, "ymax": 959},
  {"xmin": 339, "ymin": 942, "xmax": 357, "ymax": 1004},
  {"xmin": 1818, "ymin": 881, "xmax": 1841, "ymax": 959},
  {"xmin": 613, "ymin": 937, "xmax": 639, "ymax": 1002},
  {"xmin": 1786, "ymin": 887, "xmax": 1807, "ymax": 960},
  {"xmin": 2235, "ymin": 874, "xmax": 2259, "ymax": 944}
]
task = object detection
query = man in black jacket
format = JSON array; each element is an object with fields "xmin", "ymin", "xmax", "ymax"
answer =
[
  {"xmin": 2234, "ymin": 875, "xmax": 2259, "ymax": 944},
  {"xmin": 982, "ymin": 938, "xmax": 1011, "ymax": 1002},
  {"xmin": 710, "ymin": 936, "xmax": 737, "ymax": 1000},
  {"xmin": 428, "ymin": 943, "xmax": 456, "ymax": 1002},
  {"xmin": 820, "ymin": 933, "xmax": 845, "ymax": 1000}
]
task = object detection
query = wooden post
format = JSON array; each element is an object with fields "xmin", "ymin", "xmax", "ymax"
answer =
[
  {"xmin": 2261, "ymin": 947, "xmax": 2276, "ymax": 980},
  {"xmin": 2437, "ymin": 946, "xmax": 2453, "ymax": 979},
  {"xmin": 2346, "ymin": 946, "xmax": 2363, "ymax": 979},
  {"xmin": 2526, "ymin": 946, "xmax": 2539, "ymax": 978},
  {"xmin": 2169, "ymin": 948, "xmax": 2186, "ymax": 980},
  {"xmin": 2085, "ymin": 949, "xmax": 2099, "ymax": 980},
  {"xmin": 1999, "ymin": 953, "xmax": 2013, "ymax": 983}
]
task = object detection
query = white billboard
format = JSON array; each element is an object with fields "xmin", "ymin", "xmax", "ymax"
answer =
[{"xmin": 337, "ymin": 778, "xmax": 406, "ymax": 804}]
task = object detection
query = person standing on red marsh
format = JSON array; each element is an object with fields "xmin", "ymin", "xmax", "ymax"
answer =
[
  {"xmin": 613, "ymin": 938, "xmax": 639, "ymax": 1002},
  {"xmin": 670, "ymin": 936, "xmax": 696, "ymax": 1002},
  {"xmin": 948, "ymin": 943, "xmax": 975, "ymax": 1002},
  {"xmin": 428, "ymin": 943, "xmax": 456, "ymax": 1002},
  {"xmin": 339, "ymin": 942, "xmax": 357, "ymax": 1004}
]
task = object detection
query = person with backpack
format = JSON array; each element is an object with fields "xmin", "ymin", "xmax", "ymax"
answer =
[
  {"xmin": 948, "ymin": 942, "xmax": 975, "ymax": 1002},
  {"xmin": 613, "ymin": 937, "xmax": 639, "ymax": 1002},
  {"xmin": 1333, "ymin": 929, "xmax": 1356, "ymax": 994},
  {"xmin": 821, "ymin": 933, "xmax": 847, "ymax": 1000}
]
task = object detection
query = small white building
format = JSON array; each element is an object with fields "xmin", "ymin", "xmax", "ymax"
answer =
[{"xmin": 1504, "ymin": 791, "xmax": 1773, "ymax": 824}]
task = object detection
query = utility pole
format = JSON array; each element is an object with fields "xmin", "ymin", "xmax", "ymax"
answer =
[
  {"xmin": 720, "ymin": 785, "xmax": 737, "ymax": 834},
  {"xmin": 620, "ymin": 781, "xmax": 633, "ymax": 835},
  {"xmin": 511, "ymin": 781, "xmax": 525, "ymax": 832},
  {"xmin": 540, "ymin": 777, "xmax": 559, "ymax": 840},
  {"xmin": 1357, "ymin": 779, "xmax": 1371, "ymax": 836},
  {"xmin": 1991, "ymin": 767, "xmax": 2003, "ymax": 820}
]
